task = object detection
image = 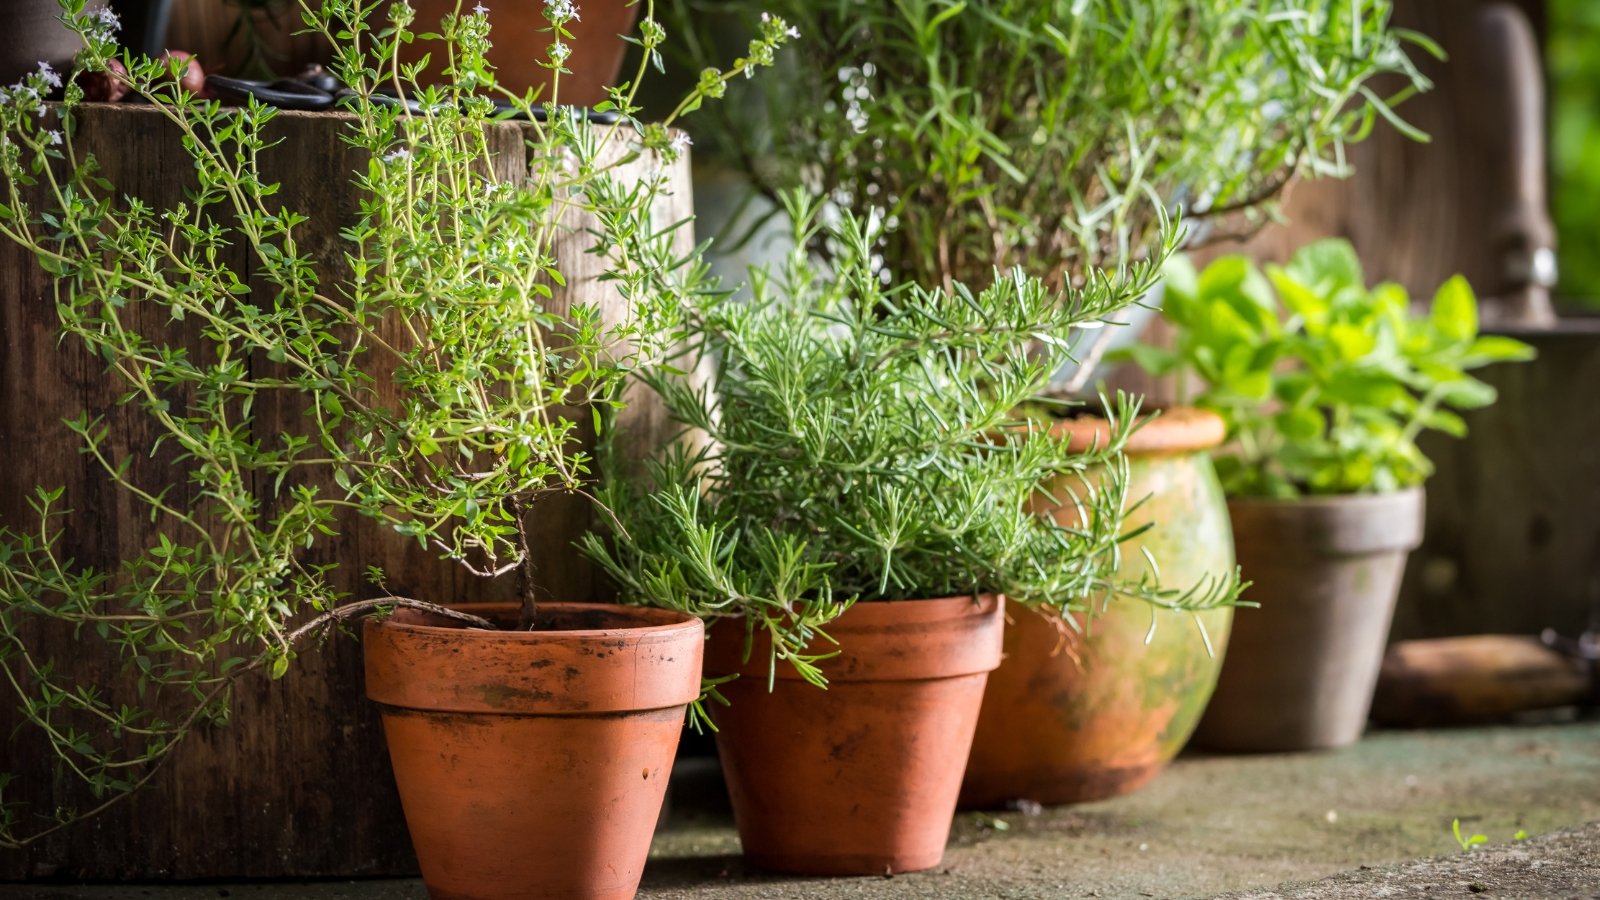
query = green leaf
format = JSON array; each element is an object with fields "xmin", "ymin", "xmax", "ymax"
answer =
[
  {"xmin": 1287, "ymin": 239, "xmax": 1364, "ymax": 293},
  {"xmin": 1462, "ymin": 335, "xmax": 1535, "ymax": 366},
  {"xmin": 1421, "ymin": 408, "xmax": 1467, "ymax": 437},
  {"xmin": 1329, "ymin": 323, "xmax": 1376, "ymax": 360},
  {"xmin": 1437, "ymin": 377, "xmax": 1497, "ymax": 409},
  {"xmin": 1278, "ymin": 407, "xmax": 1324, "ymax": 440},
  {"xmin": 1111, "ymin": 343, "xmax": 1178, "ymax": 376},
  {"xmin": 1430, "ymin": 275, "xmax": 1478, "ymax": 342}
]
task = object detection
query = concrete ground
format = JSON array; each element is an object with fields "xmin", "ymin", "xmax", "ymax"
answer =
[{"xmin": 6, "ymin": 718, "xmax": 1599, "ymax": 900}]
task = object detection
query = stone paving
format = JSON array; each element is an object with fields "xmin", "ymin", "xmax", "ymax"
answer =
[{"xmin": 6, "ymin": 719, "xmax": 1598, "ymax": 900}]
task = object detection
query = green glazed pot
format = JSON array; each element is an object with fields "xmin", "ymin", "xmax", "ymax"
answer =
[{"xmin": 960, "ymin": 408, "xmax": 1236, "ymax": 808}]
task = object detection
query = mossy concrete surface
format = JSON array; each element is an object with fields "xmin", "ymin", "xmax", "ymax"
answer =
[{"xmin": 7, "ymin": 720, "xmax": 1599, "ymax": 900}]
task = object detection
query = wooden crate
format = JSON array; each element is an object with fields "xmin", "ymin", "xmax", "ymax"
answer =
[{"xmin": 0, "ymin": 103, "xmax": 691, "ymax": 879}]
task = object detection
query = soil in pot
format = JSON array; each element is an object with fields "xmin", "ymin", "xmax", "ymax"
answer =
[
  {"xmin": 364, "ymin": 602, "xmax": 702, "ymax": 900},
  {"xmin": 1192, "ymin": 488, "xmax": 1425, "ymax": 752},
  {"xmin": 706, "ymin": 594, "xmax": 1005, "ymax": 876},
  {"xmin": 962, "ymin": 408, "xmax": 1236, "ymax": 808}
]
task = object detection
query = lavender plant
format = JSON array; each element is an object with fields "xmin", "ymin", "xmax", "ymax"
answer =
[{"xmin": 0, "ymin": 0, "xmax": 791, "ymax": 847}]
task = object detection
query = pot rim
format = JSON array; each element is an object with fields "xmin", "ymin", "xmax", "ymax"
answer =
[
  {"xmin": 373, "ymin": 601, "xmax": 701, "ymax": 642},
  {"xmin": 365, "ymin": 602, "xmax": 705, "ymax": 714},
  {"xmin": 1225, "ymin": 485, "xmax": 1425, "ymax": 508},
  {"xmin": 1049, "ymin": 406, "xmax": 1226, "ymax": 456},
  {"xmin": 705, "ymin": 593, "xmax": 1006, "ymax": 683}
]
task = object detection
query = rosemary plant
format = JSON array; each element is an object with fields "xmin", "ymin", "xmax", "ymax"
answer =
[
  {"xmin": 666, "ymin": 0, "xmax": 1434, "ymax": 299},
  {"xmin": 0, "ymin": 0, "xmax": 792, "ymax": 846},
  {"xmin": 583, "ymin": 196, "xmax": 1241, "ymax": 689}
]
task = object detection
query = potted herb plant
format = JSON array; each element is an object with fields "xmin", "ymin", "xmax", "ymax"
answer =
[
  {"xmin": 583, "ymin": 197, "xmax": 1241, "ymax": 875},
  {"xmin": 0, "ymin": 0, "xmax": 790, "ymax": 894},
  {"xmin": 1122, "ymin": 240, "xmax": 1535, "ymax": 751},
  {"xmin": 660, "ymin": 0, "xmax": 1437, "ymax": 805}
]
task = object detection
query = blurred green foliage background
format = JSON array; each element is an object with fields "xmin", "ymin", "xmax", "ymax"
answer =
[{"xmin": 1550, "ymin": 0, "xmax": 1600, "ymax": 304}]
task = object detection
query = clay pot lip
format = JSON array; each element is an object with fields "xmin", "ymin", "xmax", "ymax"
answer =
[
  {"xmin": 706, "ymin": 593, "xmax": 1006, "ymax": 683},
  {"xmin": 1046, "ymin": 406, "xmax": 1226, "ymax": 456},
  {"xmin": 374, "ymin": 601, "xmax": 701, "ymax": 642},
  {"xmin": 823, "ymin": 592, "xmax": 1003, "ymax": 624},
  {"xmin": 1228, "ymin": 486, "xmax": 1425, "ymax": 554},
  {"xmin": 1225, "ymin": 485, "xmax": 1425, "ymax": 509}
]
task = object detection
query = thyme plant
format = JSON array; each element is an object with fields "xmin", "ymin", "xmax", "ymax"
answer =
[
  {"xmin": 0, "ymin": 0, "xmax": 792, "ymax": 846},
  {"xmin": 1120, "ymin": 241, "xmax": 1535, "ymax": 497},
  {"xmin": 666, "ymin": 0, "xmax": 1434, "ymax": 336},
  {"xmin": 583, "ymin": 197, "xmax": 1240, "ymax": 688}
]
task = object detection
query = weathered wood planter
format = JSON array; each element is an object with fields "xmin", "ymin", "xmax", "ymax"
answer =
[{"xmin": 0, "ymin": 103, "xmax": 691, "ymax": 879}]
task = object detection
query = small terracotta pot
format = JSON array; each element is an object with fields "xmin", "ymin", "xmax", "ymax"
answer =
[
  {"xmin": 962, "ymin": 408, "xmax": 1237, "ymax": 807},
  {"xmin": 365, "ymin": 602, "xmax": 702, "ymax": 900},
  {"xmin": 397, "ymin": 0, "xmax": 640, "ymax": 107},
  {"xmin": 706, "ymin": 595, "xmax": 1005, "ymax": 875},
  {"xmin": 1191, "ymin": 488, "xmax": 1425, "ymax": 752}
]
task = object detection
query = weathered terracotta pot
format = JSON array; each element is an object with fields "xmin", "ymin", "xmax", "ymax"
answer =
[
  {"xmin": 1191, "ymin": 488, "xmax": 1425, "ymax": 752},
  {"xmin": 364, "ymin": 602, "xmax": 702, "ymax": 900},
  {"xmin": 397, "ymin": 0, "xmax": 639, "ymax": 107},
  {"xmin": 962, "ymin": 408, "xmax": 1236, "ymax": 808},
  {"xmin": 706, "ymin": 595, "xmax": 1005, "ymax": 875}
]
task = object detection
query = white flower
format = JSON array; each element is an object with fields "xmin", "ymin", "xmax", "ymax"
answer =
[
  {"xmin": 45, "ymin": 130, "xmax": 61, "ymax": 146},
  {"xmin": 36, "ymin": 62, "xmax": 62, "ymax": 90},
  {"xmin": 472, "ymin": 2, "xmax": 489, "ymax": 14},
  {"xmin": 544, "ymin": 0, "xmax": 580, "ymax": 22},
  {"xmin": 383, "ymin": 147, "xmax": 412, "ymax": 164},
  {"xmin": 88, "ymin": 7, "xmax": 121, "ymax": 40},
  {"xmin": 668, "ymin": 132, "xmax": 692, "ymax": 155},
  {"xmin": 549, "ymin": 42, "xmax": 571, "ymax": 65}
]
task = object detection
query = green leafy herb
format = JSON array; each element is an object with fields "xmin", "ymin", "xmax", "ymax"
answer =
[
  {"xmin": 0, "ymin": 0, "xmax": 791, "ymax": 848},
  {"xmin": 1119, "ymin": 240, "xmax": 1534, "ymax": 497},
  {"xmin": 665, "ymin": 0, "xmax": 1434, "ymax": 294},
  {"xmin": 583, "ymin": 195, "xmax": 1241, "ymax": 686}
]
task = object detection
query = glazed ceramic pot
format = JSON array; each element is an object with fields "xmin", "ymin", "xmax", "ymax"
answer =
[
  {"xmin": 396, "ymin": 0, "xmax": 639, "ymax": 106},
  {"xmin": 1192, "ymin": 488, "xmax": 1425, "ymax": 751},
  {"xmin": 961, "ymin": 408, "xmax": 1236, "ymax": 808},
  {"xmin": 365, "ymin": 603, "xmax": 702, "ymax": 900},
  {"xmin": 706, "ymin": 594, "xmax": 1005, "ymax": 875}
]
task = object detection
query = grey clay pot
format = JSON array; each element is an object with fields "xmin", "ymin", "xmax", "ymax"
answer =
[{"xmin": 1192, "ymin": 488, "xmax": 1425, "ymax": 752}]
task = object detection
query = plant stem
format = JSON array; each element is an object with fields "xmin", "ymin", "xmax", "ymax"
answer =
[{"xmin": 511, "ymin": 495, "xmax": 539, "ymax": 630}]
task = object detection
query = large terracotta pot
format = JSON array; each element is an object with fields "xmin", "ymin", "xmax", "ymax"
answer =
[
  {"xmin": 397, "ymin": 0, "xmax": 639, "ymax": 107},
  {"xmin": 961, "ymin": 408, "xmax": 1236, "ymax": 808},
  {"xmin": 364, "ymin": 602, "xmax": 702, "ymax": 900},
  {"xmin": 706, "ymin": 594, "xmax": 1005, "ymax": 875},
  {"xmin": 1192, "ymin": 488, "xmax": 1425, "ymax": 751}
]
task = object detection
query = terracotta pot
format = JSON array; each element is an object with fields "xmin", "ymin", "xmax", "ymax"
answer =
[
  {"xmin": 706, "ymin": 594, "xmax": 1005, "ymax": 875},
  {"xmin": 396, "ymin": 1, "xmax": 639, "ymax": 107},
  {"xmin": 364, "ymin": 602, "xmax": 702, "ymax": 900},
  {"xmin": 961, "ymin": 408, "xmax": 1237, "ymax": 808},
  {"xmin": 1191, "ymin": 488, "xmax": 1425, "ymax": 752}
]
